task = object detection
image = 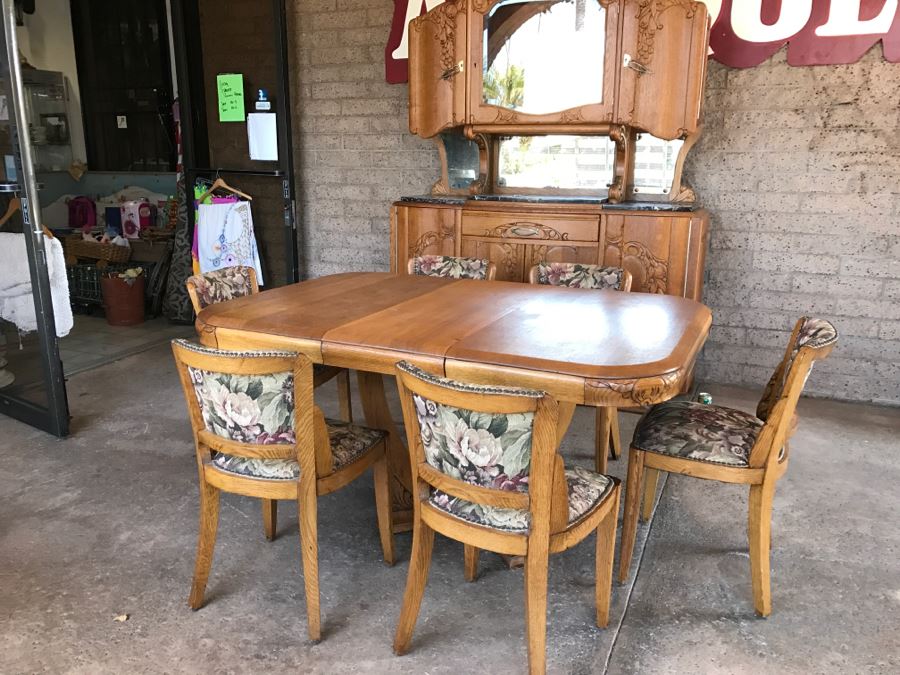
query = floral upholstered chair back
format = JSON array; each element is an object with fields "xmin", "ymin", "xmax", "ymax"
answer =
[
  {"xmin": 408, "ymin": 255, "xmax": 497, "ymax": 281},
  {"xmin": 748, "ymin": 317, "xmax": 838, "ymax": 467},
  {"xmin": 395, "ymin": 361, "xmax": 566, "ymax": 533},
  {"xmin": 186, "ymin": 266, "xmax": 259, "ymax": 314},
  {"xmin": 528, "ymin": 262, "xmax": 632, "ymax": 291},
  {"xmin": 171, "ymin": 339, "xmax": 316, "ymax": 474}
]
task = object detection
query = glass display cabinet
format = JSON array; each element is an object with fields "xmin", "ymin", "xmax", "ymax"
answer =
[{"xmin": 22, "ymin": 69, "xmax": 73, "ymax": 173}]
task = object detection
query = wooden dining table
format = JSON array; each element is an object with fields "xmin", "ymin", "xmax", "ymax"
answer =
[{"xmin": 196, "ymin": 272, "xmax": 712, "ymax": 530}]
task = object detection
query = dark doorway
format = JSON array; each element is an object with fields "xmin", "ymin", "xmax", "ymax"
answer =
[{"xmin": 70, "ymin": 0, "xmax": 176, "ymax": 172}]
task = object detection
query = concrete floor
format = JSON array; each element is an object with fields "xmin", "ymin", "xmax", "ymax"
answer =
[{"xmin": 1, "ymin": 345, "xmax": 898, "ymax": 674}]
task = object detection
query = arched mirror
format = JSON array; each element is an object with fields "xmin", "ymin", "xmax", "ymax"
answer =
[{"xmin": 482, "ymin": 0, "xmax": 607, "ymax": 116}]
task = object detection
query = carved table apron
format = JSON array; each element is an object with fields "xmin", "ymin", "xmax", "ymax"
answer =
[{"xmin": 195, "ymin": 272, "xmax": 712, "ymax": 531}]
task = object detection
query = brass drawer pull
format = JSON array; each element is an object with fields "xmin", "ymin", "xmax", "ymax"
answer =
[
  {"xmin": 623, "ymin": 53, "xmax": 651, "ymax": 75},
  {"xmin": 510, "ymin": 224, "xmax": 540, "ymax": 237},
  {"xmin": 441, "ymin": 61, "xmax": 464, "ymax": 80}
]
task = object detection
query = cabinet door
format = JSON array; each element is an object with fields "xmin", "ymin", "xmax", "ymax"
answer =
[
  {"xmin": 468, "ymin": 0, "xmax": 620, "ymax": 126},
  {"xmin": 615, "ymin": 1, "xmax": 710, "ymax": 140},
  {"xmin": 601, "ymin": 211, "xmax": 707, "ymax": 300},
  {"xmin": 460, "ymin": 237, "xmax": 526, "ymax": 281},
  {"xmin": 408, "ymin": 0, "xmax": 468, "ymax": 138},
  {"xmin": 525, "ymin": 242, "xmax": 601, "ymax": 271},
  {"xmin": 392, "ymin": 205, "xmax": 460, "ymax": 273}
]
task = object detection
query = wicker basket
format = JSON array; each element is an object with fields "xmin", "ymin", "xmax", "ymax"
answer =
[{"xmin": 65, "ymin": 234, "xmax": 132, "ymax": 264}]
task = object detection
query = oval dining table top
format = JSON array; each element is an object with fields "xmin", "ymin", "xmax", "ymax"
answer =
[{"xmin": 196, "ymin": 272, "xmax": 712, "ymax": 406}]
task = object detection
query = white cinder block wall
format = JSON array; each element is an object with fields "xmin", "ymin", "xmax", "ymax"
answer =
[{"xmin": 290, "ymin": 0, "xmax": 900, "ymax": 405}]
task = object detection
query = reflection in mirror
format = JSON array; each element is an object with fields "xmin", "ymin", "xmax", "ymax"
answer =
[
  {"xmin": 483, "ymin": 0, "xmax": 606, "ymax": 115},
  {"xmin": 439, "ymin": 131, "xmax": 480, "ymax": 190},
  {"xmin": 633, "ymin": 134, "xmax": 685, "ymax": 195},
  {"xmin": 497, "ymin": 135, "xmax": 615, "ymax": 190}
]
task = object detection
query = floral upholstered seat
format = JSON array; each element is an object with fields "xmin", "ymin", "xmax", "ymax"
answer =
[
  {"xmin": 430, "ymin": 466, "xmax": 613, "ymax": 533},
  {"xmin": 632, "ymin": 401, "xmax": 764, "ymax": 467},
  {"xmin": 410, "ymin": 255, "xmax": 490, "ymax": 280},
  {"xmin": 186, "ymin": 354, "xmax": 385, "ymax": 480},
  {"xmin": 186, "ymin": 266, "xmax": 256, "ymax": 311},
  {"xmin": 535, "ymin": 262, "xmax": 624, "ymax": 290}
]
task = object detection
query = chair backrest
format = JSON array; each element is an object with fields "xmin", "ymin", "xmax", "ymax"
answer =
[
  {"xmin": 748, "ymin": 317, "xmax": 838, "ymax": 468},
  {"xmin": 185, "ymin": 266, "xmax": 259, "ymax": 314},
  {"xmin": 527, "ymin": 262, "xmax": 632, "ymax": 292},
  {"xmin": 408, "ymin": 255, "xmax": 497, "ymax": 281},
  {"xmin": 171, "ymin": 339, "xmax": 326, "ymax": 474},
  {"xmin": 395, "ymin": 361, "xmax": 570, "ymax": 534}
]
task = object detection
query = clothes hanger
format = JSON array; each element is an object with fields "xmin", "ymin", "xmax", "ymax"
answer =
[
  {"xmin": 0, "ymin": 196, "xmax": 21, "ymax": 227},
  {"xmin": 196, "ymin": 176, "xmax": 252, "ymax": 203}
]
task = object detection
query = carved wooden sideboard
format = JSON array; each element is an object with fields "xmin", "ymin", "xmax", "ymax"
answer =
[{"xmin": 391, "ymin": 198, "xmax": 708, "ymax": 301}]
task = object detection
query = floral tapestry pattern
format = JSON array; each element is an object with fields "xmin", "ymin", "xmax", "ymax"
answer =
[
  {"xmin": 429, "ymin": 467, "xmax": 613, "ymax": 533},
  {"xmin": 537, "ymin": 262, "xmax": 623, "ymax": 290},
  {"xmin": 633, "ymin": 400, "xmax": 764, "ymax": 467},
  {"xmin": 412, "ymin": 255, "xmax": 489, "ymax": 280},
  {"xmin": 188, "ymin": 266, "xmax": 254, "ymax": 311}
]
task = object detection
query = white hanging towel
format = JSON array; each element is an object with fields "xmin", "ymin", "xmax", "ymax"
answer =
[
  {"xmin": 196, "ymin": 201, "xmax": 264, "ymax": 284},
  {"xmin": 0, "ymin": 232, "xmax": 73, "ymax": 337}
]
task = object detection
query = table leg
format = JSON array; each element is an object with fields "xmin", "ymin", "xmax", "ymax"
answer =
[{"xmin": 357, "ymin": 371, "xmax": 414, "ymax": 533}]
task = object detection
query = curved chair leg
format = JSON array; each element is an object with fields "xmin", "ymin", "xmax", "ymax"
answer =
[
  {"xmin": 298, "ymin": 477, "xmax": 321, "ymax": 642},
  {"xmin": 641, "ymin": 469, "xmax": 660, "ymax": 523},
  {"xmin": 595, "ymin": 408, "xmax": 612, "ymax": 474},
  {"xmin": 749, "ymin": 481, "xmax": 775, "ymax": 617},
  {"xmin": 524, "ymin": 543, "xmax": 551, "ymax": 675},
  {"xmin": 618, "ymin": 447, "xmax": 645, "ymax": 583},
  {"xmin": 609, "ymin": 409, "xmax": 622, "ymax": 460},
  {"xmin": 596, "ymin": 485, "xmax": 620, "ymax": 628},
  {"xmin": 189, "ymin": 480, "xmax": 220, "ymax": 610},
  {"xmin": 464, "ymin": 545, "xmax": 479, "ymax": 582},
  {"xmin": 394, "ymin": 513, "xmax": 435, "ymax": 655},
  {"xmin": 337, "ymin": 370, "xmax": 353, "ymax": 423},
  {"xmin": 263, "ymin": 499, "xmax": 277, "ymax": 541},
  {"xmin": 372, "ymin": 452, "xmax": 396, "ymax": 565}
]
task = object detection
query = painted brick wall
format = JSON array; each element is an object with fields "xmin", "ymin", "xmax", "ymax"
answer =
[
  {"xmin": 689, "ymin": 50, "xmax": 900, "ymax": 406},
  {"xmin": 287, "ymin": 3, "xmax": 899, "ymax": 405}
]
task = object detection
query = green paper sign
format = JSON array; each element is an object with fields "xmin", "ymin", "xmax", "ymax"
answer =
[{"xmin": 217, "ymin": 73, "xmax": 245, "ymax": 122}]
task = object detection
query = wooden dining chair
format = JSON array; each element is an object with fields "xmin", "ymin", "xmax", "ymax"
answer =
[
  {"xmin": 618, "ymin": 317, "xmax": 838, "ymax": 616},
  {"xmin": 171, "ymin": 339, "xmax": 394, "ymax": 641},
  {"xmin": 392, "ymin": 361, "xmax": 620, "ymax": 675},
  {"xmin": 186, "ymin": 266, "xmax": 354, "ymax": 425},
  {"xmin": 407, "ymin": 254, "xmax": 497, "ymax": 280},
  {"xmin": 527, "ymin": 261, "xmax": 633, "ymax": 473}
]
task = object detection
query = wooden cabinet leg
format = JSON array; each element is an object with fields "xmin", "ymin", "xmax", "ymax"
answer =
[{"xmin": 358, "ymin": 371, "xmax": 413, "ymax": 532}]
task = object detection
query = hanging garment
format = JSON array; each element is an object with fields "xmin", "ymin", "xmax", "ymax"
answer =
[
  {"xmin": 192, "ymin": 194, "xmax": 238, "ymax": 273},
  {"xmin": 162, "ymin": 101, "xmax": 195, "ymax": 324},
  {"xmin": 0, "ymin": 232, "xmax": 73, "ymax": 337},
  {"xmin": 196, "ymin": 201, "xmax": 264, "ymax": 284}
]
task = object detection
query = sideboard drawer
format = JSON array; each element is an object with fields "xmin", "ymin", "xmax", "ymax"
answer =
[{"xmin": 461, "ymin": 210, "xmax": 600, "ymax": 242}]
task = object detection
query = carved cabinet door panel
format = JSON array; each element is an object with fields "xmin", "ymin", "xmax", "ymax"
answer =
[
  {"xmin": 526, "ymin": 242, "xmax": 601, "ymax": 270},
  {"xmin": 460, "ymin": 237, "xmax": 526, "ymax": 281},
  {"xmin": 409, "ymin": 0, "xmax": 468, "ymax": 138},
  {"xmin": 602, "ymin": 212, "xmax": 697, "ymax": 299},
  {"xmin": 615, "ymin": 0, "xmax": 710, "ymax": 140},
  {"xmin": 393, "ymin": 205, "xmax": 460, "ymax": 272}
]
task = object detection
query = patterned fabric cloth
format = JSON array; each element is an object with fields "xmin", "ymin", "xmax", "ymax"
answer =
[
  {"xmin": 757, "ymin": 317, "xmax": 838, "ymax": 421},
  {"xmin": 412, "ymin": 255, "xmax": 490, "ymax": 280},
  {"xmin": 187, "ymin": 266, "xmax": 255, "ymax": 311},
  {"xmin": 633, "ymin": 400, "xmax": 764, "ymax": 467},
  {"xmin": 161, "ymin": 101, "xmax": 194, "ymax": 324},
  {"xmin": 212, "ymin": 420, "xmax": 386, "ymax": 480},
  {"xmin": 181, "ymin": 346, "xmax": 384, "ymax": 479},
  {"xmin": 429, "ymin": 466, "xmax": 613, "ymax": 532},
  {"xmin": 536, "ymin": 262, "xmax": 624, "ymax": 290}
]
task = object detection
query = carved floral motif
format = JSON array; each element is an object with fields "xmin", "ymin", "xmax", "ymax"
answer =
[
  {"xmin": 410, "ymin": 227, "xmax": 455, "ymax": 257},
  {"xmin": 606, "ymin": 232, "xmax": 669, "ymax": 293},
  {"xmin": 415, "ymin": 0, "xmax": 465, "ymax": 74},
  {"xmin": 586, "ymin": 371, "xmax": 681, "ymax": 406},
  {"xmin": 634, "ymin": 0, "xmax": 700, "ymax": 63},
  {"xmin": 484, "ymin": 222, "xmax": 569, "ymax": 240}
]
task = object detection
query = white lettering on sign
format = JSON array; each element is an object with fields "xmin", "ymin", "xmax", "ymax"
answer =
[
  {"xmin": 731, "ymin": 0, "xmax": 814, "ymax": 43},
  {"xmin": 391, "ymin": 0, "xmax": 445, "ymax": 60},
  {"xmin": 816, "ymin": 0, "xmax": 898, "ymax": 36}
]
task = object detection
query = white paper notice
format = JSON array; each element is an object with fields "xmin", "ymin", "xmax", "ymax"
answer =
[{"xmin": 247, "ymin": 113, "xmax": 278, "ymax": 161}]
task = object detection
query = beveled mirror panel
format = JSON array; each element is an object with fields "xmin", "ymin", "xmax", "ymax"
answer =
[
  {"xmin": 497, "ymin": 135, "xmax": 615, "ymax": 190},
  {"xmin": 482, "ymin": 0, "xmax": 606, "ymax": 116},
  {"xmin": 633, "ymin": 134, "xmax": 685, "ymax": 195}
]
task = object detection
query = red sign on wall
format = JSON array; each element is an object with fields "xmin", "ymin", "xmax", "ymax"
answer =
[{"xmin": 385, "ymin": 0, "xmax": 900, "ymax": 84}]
